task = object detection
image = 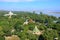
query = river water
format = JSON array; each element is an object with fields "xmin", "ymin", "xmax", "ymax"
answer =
[
  {"xmin": 35, "ymin": 11, "xmax": 60, "ymax": 18},
  {"xmin": 44, "ymin": 12, "xmax": 60, "ymax": 18}
]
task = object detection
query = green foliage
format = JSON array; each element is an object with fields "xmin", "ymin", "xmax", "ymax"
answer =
[
  {"xmin": 0, "ymin": 36, "xmax": 4, "ymax": 40},
  {"xmin": 0, "ymin": 11, "xmax": 60, "ymax": 40}
]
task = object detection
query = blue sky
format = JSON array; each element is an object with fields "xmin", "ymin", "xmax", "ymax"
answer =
[{"xmin": 0, "ymin": 0, "xmax": 60, "ymax": 11}]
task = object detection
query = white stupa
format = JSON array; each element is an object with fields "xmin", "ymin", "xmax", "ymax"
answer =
[
  {"xmin": 4, "ymin": 11, "xmax": 16, "ymax": 18},
  {"xmin": 32, "ymin": 26, "xmax": 44, "ymax": 35},
  {"xmin": 33, "ymin": 26, "xmax": 42, "ymax": 35},
  {"xmin": 23, "ymin": 19, "xmax": 29, "ymax": 25}
]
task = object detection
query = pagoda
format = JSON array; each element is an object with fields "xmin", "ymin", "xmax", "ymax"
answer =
[{"xmin": 33, "ymin": 26, "xmax": 42, "ymax": 35}]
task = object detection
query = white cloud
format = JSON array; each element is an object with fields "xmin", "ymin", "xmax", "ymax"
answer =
[{"xmin": 0, "ymin": 0, "xmax": 35, "ymax": 2}]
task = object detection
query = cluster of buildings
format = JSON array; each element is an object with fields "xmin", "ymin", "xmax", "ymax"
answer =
[
  {"xmin": 4, "ymin": 11, "xmax": 43, "ymax": 40},
  {"xmin": 4, "ymin": 11, "xmax": 58, "ymax": 40}
]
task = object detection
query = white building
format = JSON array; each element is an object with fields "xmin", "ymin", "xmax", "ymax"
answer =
[
  {"xmin": 54, "ymin": 37, "xmax": 58, "ymax": 40},
  {"xmin": 4, "ymin": 11, "xmax": 16, "ymax": 18},
  {"xmin": 23, "ymin": 19, "xmax": 29, "ymax": 25}
]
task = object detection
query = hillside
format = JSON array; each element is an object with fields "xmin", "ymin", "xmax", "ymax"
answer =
[{"xmin": 0, "ymin": 11, "xmax": 60, "ymax": 40}]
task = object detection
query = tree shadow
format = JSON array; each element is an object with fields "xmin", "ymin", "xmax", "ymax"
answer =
[{"xmin": 38, "ymin": 35, "xmax": 45, "ymax": 40}]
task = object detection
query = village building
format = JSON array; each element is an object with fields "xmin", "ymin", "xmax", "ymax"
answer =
[{"xmin": 28, "ymin": 19, "xmax": 35, "ymax": 23}]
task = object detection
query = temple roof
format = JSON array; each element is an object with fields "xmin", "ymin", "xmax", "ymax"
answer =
[{"xmin": 33, "ymin": 26, "xmax": 40, "ymax": 33}]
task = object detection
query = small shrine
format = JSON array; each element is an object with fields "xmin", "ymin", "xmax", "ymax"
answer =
[
  {"xmin": 11, "ymin": 29, "xmax": 15, "ymax": 33},
  {"xmin": 23, "ymin": 19, "xmax": 29, "ymax": 25},
  {"xmin": 54, "ymin": 37, "xmax": 58, "ymax": 40},
  {"xmin": 53, "ymin": 20, "xmax": 57, "ymax": 23},
  {"xmin": 33, "ymin": 26, "xmax": 42, "ymax": 35},
  {"xmin": 4, "ymin": 35, "xmax": 20, "ymax": 40}
]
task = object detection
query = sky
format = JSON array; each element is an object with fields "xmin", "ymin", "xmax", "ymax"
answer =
[{"xmin": 0, "ymin": 0, "xmax": 60, "ymax": 11}]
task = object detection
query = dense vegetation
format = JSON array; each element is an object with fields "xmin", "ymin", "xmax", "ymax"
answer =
[{"xmin": 0, "ymin": 11, "xmax": 60, "ymax": 40}]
